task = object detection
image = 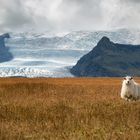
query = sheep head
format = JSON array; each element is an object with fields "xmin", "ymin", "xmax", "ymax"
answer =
[{"xmin": 123, "ymin": 76, "xmax": 133, "ymax": 86}]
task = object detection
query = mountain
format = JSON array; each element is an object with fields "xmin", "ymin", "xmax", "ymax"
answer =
[
  {"xmin": 7, "ymin": 28, "xmax": 140, "ymax": 50},
  {"xmin": 1, "ymin": 28, "xmax": 140, "ymax": 77},
  {"xmin": 70, "ymin": 36, "xmax": 140, "ymax": 77},
  {"xmin": 0, "ymin": 33, "xmax": 13, "ymax": 62}
]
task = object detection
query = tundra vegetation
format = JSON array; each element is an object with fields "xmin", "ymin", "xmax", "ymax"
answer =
[{"xmin": 0, "ymin": 78, "xmax": 140, "ymax": 140}]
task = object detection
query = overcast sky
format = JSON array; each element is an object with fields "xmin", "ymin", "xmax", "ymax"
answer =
[{"xmin": 0, "ymin": 0, "xmax": 140, "ymax": 32}]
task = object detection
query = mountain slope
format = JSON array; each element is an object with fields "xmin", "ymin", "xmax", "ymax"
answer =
[
  {"xmin": 70, "ymin": 36, "xmax": 140, "ymax": 77},
  {"xmin": 0, "ymin": 33, "xmax": 13, "ymax": 62}
]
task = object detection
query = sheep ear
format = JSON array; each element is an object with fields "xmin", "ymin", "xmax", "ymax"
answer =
[{"xmin": 124, "ymin": 77, "xmax": 126, "ymax": 80}]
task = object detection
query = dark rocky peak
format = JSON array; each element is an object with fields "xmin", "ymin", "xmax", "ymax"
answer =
[
  {"xmin": 0, "ymin": 33, "xmax": 13, "ymax": 62},
  {"xmin": 1, "ymin": 33, "xmax": 10, "ymax": 39},
  {"xmin": 0, "ymin": 33, "xmax": 10, "ymax": 48},
  {"xmin": 97, "ymin": 36, "xmax": 113, "ymax": 48},
  {"xmin": 99, "ymin": 36, "xmax": 110, "ymax": 42}
]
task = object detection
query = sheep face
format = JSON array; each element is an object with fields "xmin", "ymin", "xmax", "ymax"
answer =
[{"xmin": 123, "ymin": 76, "xmax": 133, "ymax": 86}]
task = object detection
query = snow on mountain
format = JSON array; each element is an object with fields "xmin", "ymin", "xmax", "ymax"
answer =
[{"xmin": 1, "ymin": 28, "xmax": 140, "ymax": 77}]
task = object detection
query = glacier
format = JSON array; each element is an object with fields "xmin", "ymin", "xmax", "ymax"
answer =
[{"xmin": 0, "ymin": 28, "xmax": 140, "ymax": 77}]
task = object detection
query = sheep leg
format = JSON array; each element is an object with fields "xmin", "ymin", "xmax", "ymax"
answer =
[
  {"xmin": 123, "ymin": 96, "xmax": 130, "ymax": 101},
  {"xmin": 124, "ymin": 95, "xmax": 133, "ymax": 102}
]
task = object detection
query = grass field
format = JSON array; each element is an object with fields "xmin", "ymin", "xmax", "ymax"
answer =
[{"xmin": 0, "ymin": 78, "xmax": 140, "ymax": 140}]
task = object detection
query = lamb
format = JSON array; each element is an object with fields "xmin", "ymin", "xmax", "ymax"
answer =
[{"xmin": 121, "ymin": 76, "xmax": 140, "ymax": 101}]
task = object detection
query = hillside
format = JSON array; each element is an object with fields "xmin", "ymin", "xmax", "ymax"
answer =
[
  {"xmin": 71, "ymin": 36, "xmax": 140, "ymax": 77},
  {"xmin": 0, "ymin": 33, "xmax": 13, "ymax": 62}
]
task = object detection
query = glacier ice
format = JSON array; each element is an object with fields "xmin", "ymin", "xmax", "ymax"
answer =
[{"xmin": 1, "ymin": 28, "xmax": 140, "ymax": 77}]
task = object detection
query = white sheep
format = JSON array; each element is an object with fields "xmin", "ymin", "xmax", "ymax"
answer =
[{"xmin": 121, "ymin": 76, "xmax": 140, "ymax": 101}]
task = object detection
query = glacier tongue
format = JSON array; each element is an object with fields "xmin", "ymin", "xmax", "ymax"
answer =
[
  {"xmin": 0, "ymin": 67, "xmax": 74, "ymax": 78},
  {"xmin": 0, "ymin": 67, "xmax": 52, "ymax": 77}
]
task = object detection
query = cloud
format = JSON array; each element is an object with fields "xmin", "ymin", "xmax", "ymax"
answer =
[
  {"xmin": 0, "ymin": 0, "xmax": 34, "ymax": 32},
  {"xmin": 58, "ymin": 0, "xmax": 103, "ymax": 30},
  {"xmin": 0, "ymin": 0, "xmax": 140, "ymax": 32},
  {"xmin": 109, "ymin": 0, "xmax": 140, "ymax": 29},
  {"xmin": 123, "ymin": 0, "xmax": 140, "ymax": 3}
]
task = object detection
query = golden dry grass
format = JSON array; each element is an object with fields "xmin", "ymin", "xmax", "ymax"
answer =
[{"xmin": 0, "ymin": 78, "xmax": 140, "ymax": 140}]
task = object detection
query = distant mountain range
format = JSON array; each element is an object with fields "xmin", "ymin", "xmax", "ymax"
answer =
[
  {"xmin": 71, "ymin": 36, "xmax": 140, "ymax": 77},
  {"xmin": 1, "ymin": 28, "xmax": 140, "ymax": 77},
  {"xmin": 7, "ymin": 28, "xmax": 140, "ymax": 50}
]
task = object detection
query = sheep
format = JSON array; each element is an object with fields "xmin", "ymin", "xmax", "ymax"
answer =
[{"xmin": 120, "ymin": 76, "xmax": 140, "ymax": 101}]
